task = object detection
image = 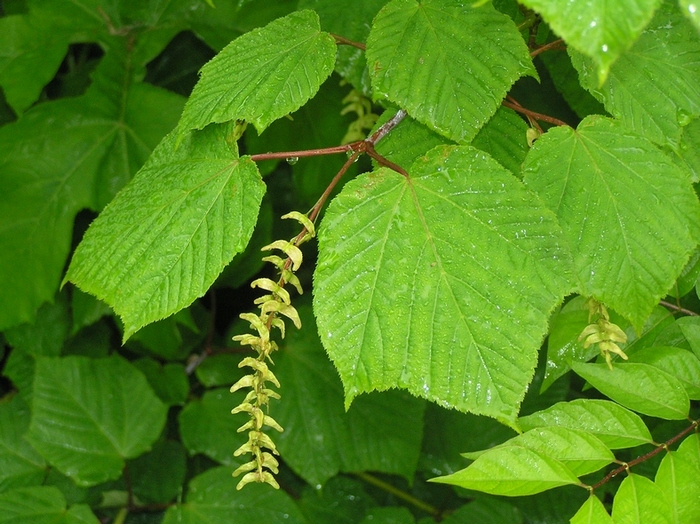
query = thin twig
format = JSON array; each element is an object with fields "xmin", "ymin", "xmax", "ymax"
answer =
[
  {"xmin": 530, "ymin": 38, "xmax": 565, "ymax": 58},
  {"xmin": 250, "ymin": 144, "xmax": 355, "ymax": 162},
  {"xmin": 660, "ymin": 300, "xmax": 699, "ymax": 316},
  {"xmin": 308, "ymin": 151, "xmax": 361, "ymax": 224},
  {"xmin": 502, "ymin": 98, "xmax": 569, "ymax": 127},
  {"xmin": 331, "ymin": 33, "xmax": 366, "ymax": 51},
  {"xmin": 590, "ymin": 419, "xmax": 699, "ymax": 491},
  {"xmin": 354, "ymin": 472, "xmax": 442, "ymax": 518}
]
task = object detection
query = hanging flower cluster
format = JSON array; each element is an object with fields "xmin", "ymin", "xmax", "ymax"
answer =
[
  {"xmin": 229, "ymin": 211, "xmax": 315, "ymax": 489},
  {"xmin": 578, "ymin": 298, "xmax": 628, "ymax": 369}
]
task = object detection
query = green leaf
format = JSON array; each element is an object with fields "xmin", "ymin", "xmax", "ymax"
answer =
[
  {"xmin": 366, "ymin": 0, "xmax": 535, "ymax": 143},
  {"xmin": 299, "ymin": 0, "xmax": 387, "ymax": 95},
  {"xmin": 675, "ymin": 316, "xmax": 700, "ymax": 359},
  {"xmin": 471, "ymin": 107, "xmax": 529, "ymax": 177},
  {"xmin": 518, "ymin": 399, "xmax": 652, "ymax": 449},
  {"xmin": 0, "ymin": 486, "xmax": 99, "ymax": 524},
  {"xmin": 441, "ymin": 498, "xmax": 523, "ymax": 524},
  {"xmin": 431, "ymin": 445, "xmax": 580, "ymax": 496},
  {"xmin": 194, "ymin": 353, "xmax": 246, "ymax": 388},
  {"xmin": 177, "ymin": 9, "xmax": 337, "ymax": 136},
  {"xmin": 178, "ymin": 388, "xmax": 247, "ymax": 467},
  {"xmin": 627, "ymin": 346, "xmax": 700, "ymax": 399},
  {"xmin": 162, "ymin": 466, "xmax": 307, "ymax": 524},
  {"xmin": 132, "ymin": 359, "xmax": 190, "ymax": 406},
  {"xmin": 64, "ymin": 122, "xmax": 265, "ymax": 340},
  {"xmin": 128, "ymin": 439, "xmax": 186, "ymax": 504},
  {"xmin": 655, "ymin": 435, "xmax": 700, "ymax": 524},
  {"xmin": 359, "ymin": 507, "xmax": 415, "ymax": 524},
  {"xmin": 570, "ymin": 361, "xmax": 690, "ymax": 420},
  {"xmin": 571, "ymin": 2, "xmax": 700, "ymax": 148},
  {"xmin": 0, "ymin": 52, "xmax": 185, "ymax": 330},
  {"xmin": 298, "ymin": 476, "xmax": 375, "ymax": 524},
  {"xmin": 275, "ymin": 304, "xmax": 425, "ymax": 486},
  {"xmin": 523, "ymin": 116, "xmax": 700, "ymax": 328},
  {"xmin": 0, "ymin": 395, "xmax": 46, "ymax": 493},
  {"xmin": 464, "ymin": 426, "xmax": 614, "ymax": 477},
  {"xmin": 570, "ymin": 494, "xmax": 613, "ymax": 524},
  {"xmin": 314, "ymin": 145, "xmax": 573, "ymax": 426},
  {"xmin": 519, "ymin": 0, "xmax": 661, "ymax": 83},
  {"xmin": 675, "ymin": 118, "xmax": 700, "ymax": 182},
  {"xmin": 611, "ymin": 473, "xmax": 673, "ymax": 524},
  {"xmin": 679, "ymin": 0, "xmax": 700, "ymax": 32},
  {"xmin": 27, "ymin": 355, "xmax": 168, "ymax": 486}
]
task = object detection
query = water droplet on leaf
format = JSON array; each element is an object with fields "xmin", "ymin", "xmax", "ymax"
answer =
[{"xmin": 286, "ymin": 156, "xmax": 299, "ymax": 165}]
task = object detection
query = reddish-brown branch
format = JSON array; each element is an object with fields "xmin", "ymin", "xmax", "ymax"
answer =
[
  {"xmin": 530, "ymin": 38, "xmax": 565, "ymax": 58},
  {"xmin": 502, "ymin": 98, "xmax": 569, "ymax": 127},
  {"xmin": 659, "ymin": 300, "xmax": 699, "ymax": 316},
  {"xmin": 590, "ymin": 419, "xmax": 699, "ymax": 491},
  {"xmin": 250, "ymin": 144, "xmax": 356, "ymax": 162},
  {"xmin": 331, "ymin": 33, "xmax": 366, "ymax": 51}
]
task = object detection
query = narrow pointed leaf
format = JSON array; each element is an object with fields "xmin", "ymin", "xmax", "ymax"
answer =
[
  {"xmin": 655, "ymin": 435, "xmax": 700, "ymax": 524},
  {"xmin": 431, "ymin": 445, "xmax": 580, "ymax": 496},
  {"xmin": 571, "ymin": 494, "xmax": 613, "ymax": 524},
  {"xmin": 65, "ymin": 123, "xmax": 265, "ymax": 340},
  {"xmin": 571, "ymin": 2, "xmax": 700, "ymax": 148},
  {"xmin": 314, "ymin": 145, "xmax": 573, "ymax": 426},
  {"xmin": 571, "ymin": 361, "xmax": 690, "ymax": 420},
  {"xmin": 464, "ymin": 426, "xmax": 614, "ymax": 477},
  {"xmin": 27, "ymin": 355, "xmax": 168, "ymax": 486},
  {"xmin": 518, "ymin": 399, "xmax": 652, "ymax": 449},
  {"xmin": 627, "ymin": 346, "xmax": 700, "ymax": 399},
  {"xmin": 519, "ymin": 0, "xmax": 661, "ymax": 83},
  {"xmin": 612, "ymin": 474, "xmax": 673, "ymax": 524},
  {"xmin": 523, "ymin": 116, "xmax": 700, "ymax": 328},
  {"xmin": 366, "ymin": 0, "xmax": 535, "ymax": 143},
  {"xmin": 177, "ymin": 9, "xmax": 336, "ymax": 136}
]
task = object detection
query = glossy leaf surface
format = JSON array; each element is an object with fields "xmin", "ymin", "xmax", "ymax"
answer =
[
  {"xmin": 655, "ymin": 434, "xmax": 700, "ymax": 524},
  {"xmin": 65, "ymin": 123, "xmax": 265, "ymax": 340},
  {"xmin": 366, "ymin": 0, "xmax": 534, "ymax": 142},
  {"xmin": 432, "ymin": 445, "xmax": 580, "ymax": 496},
  {"xmin": 518, "ymin": 399, "xmax": 652, "ymax": 449},
  {"xmin": 570, "ymin": 494, "xmax": 613, "ymax": 524},
  {"xmin": 315, "ymin": 145, "xmax": 572, "ymax": 425},
  {"xmin": 611, "ymin": 473, "xmax": 673, "ymax": 524},
  {"xmin": 523, "ymin": 116, "xmax": 700, "ymax": 328},
  {"xmin": 571, "ymin": 361, "xmax": 690, "ymax": 420},
  {"xmin": 178, "ymin": 9, "xmax": 337, "ymax": 135}
]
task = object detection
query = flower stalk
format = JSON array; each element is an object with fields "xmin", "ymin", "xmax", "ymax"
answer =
[{"xmin": 230, "ymin": 211, "xmax": 315, "ymax": 489}]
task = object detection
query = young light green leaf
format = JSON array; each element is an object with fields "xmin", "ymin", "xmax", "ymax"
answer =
[
  {"xmin": 366, "ymin": 0, "xmax": 535, "ymax": 143},
  {"xmin": 676, "ymin": 118, "xmax": 700, "ymax": 182},
  {"xmin": 571, "ymin": 2, "xmax": 700, "ymax": 148},
  {"xmin": 0, "ymin": 486, "xmax": 99, "ymax": 524},
  {"xmin": 627, "ymin": 346, "xmax": 700, "ymax": 399},
  {"xmin": 275, "ymin": 305, "xmax": 425, "ymax": 486},
  {"xmin": 27, "ymin": 355, "xmax": 168, "ymax": 487},
  {"xmin": 162, "ymin": 467, "xmax": 307, "ymax": 524},
  {"xmin": 570, "ymin": 494, "xmax": 613, "ymax": 524},
  {"xmin": 177, "ymin": 9, "xmax": 336, "ymax": 136},
  {"xmin": 675, "ymin": 316, "xmax": 700, "ymax": 360},
  {"xmin": 431, "ymin": 445, "xmax": 580, "ymax": 496},
  {"xmin": 523, "ymin": 116, "xmax": 700, "ymax": 329},
  {"xmin": 612, "ymin": 473, "xmax": 673, "ymax": 524},
  {"xmin": 570, "ymin": 361, "xmax": 690, "ymax": 420},
  {"xmin": 655, "ymin": 435, "xmax": 700, "ymax": 524},
  {"xmin": 519, "ymin": 0, "xmax": 661, "ymax": 83},
  {"xmin": 518, "ymin": 399, "xmax": 652, "ymax": 449},
  {"xmin": 464, "ymin": 426, "xmax": 614, "ymax": 477},
  {"xmin": 314, "ymin": 145, "xmax": 573, "ymax": 426},
  {"xmin": 64, "ymin": 122, "xmax": 265, "ymax": 340},
  {"xmin": 0, "ymin": 395, "xmax": 46, "ymax": 492}
]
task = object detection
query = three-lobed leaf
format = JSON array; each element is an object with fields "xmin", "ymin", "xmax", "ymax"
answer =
[
  {"xmin": 314, "ymin": 145, "xmax": 573, "ymax": 426},
  {"xmin": 177, "ymin": 9, "xmax": 337, "ymax": 137},
  {"xmin": 366, "ymin": 0, "xmax": 535, "ymax": 143},
  {"xmin": 523, "ymin": 115, "xmax": 700, "ymax": 329},
  {"xmin": 64, "ymin": 122, "xmax": 265, "ymax": 340}
]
